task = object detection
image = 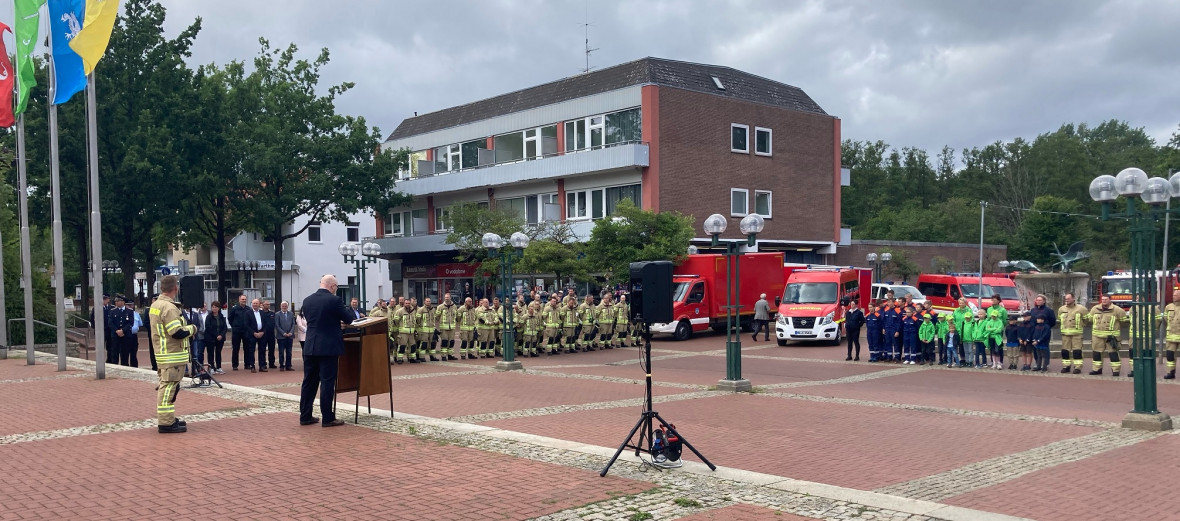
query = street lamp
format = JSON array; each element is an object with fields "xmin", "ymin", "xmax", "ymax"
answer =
[
  {"xmin": 1089, "ymin": 167, "xmax": 1174, "ymax": 431},
  {"xmin": 704, "ymin": 212, "xmax": 764, "ymax": 392},
  {"xmin": 485, "ymin": 231, "xmax": 529, "ymax": 371},
  {"xmin": 866, "ymin": 252, "xmax": 892, "ymax": 285},
  {"xmin": 339, "ymin": 241, "xmax": 381, "ymax": 309}
]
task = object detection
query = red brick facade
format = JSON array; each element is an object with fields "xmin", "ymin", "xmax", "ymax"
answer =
[
  {"xmin": 654, "ymin": 87, "xmax": 839, "ymax": 243},
  {"xmin": 833, "ymin": 240, "xmax": 1009, "ymax": 283}
]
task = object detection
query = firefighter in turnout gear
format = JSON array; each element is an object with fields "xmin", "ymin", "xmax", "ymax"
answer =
[
  {"xmin": 542, "ymin": 296, "xmax": 563, "ymax": 354},
  {"xmin": 561, "ymin": 297, "xmax": 580, "ymax": 353},
  {"xmin": 477, "ymin": 298, "xmax": 499, "ymax": 357},
  {"xmin": 415, "ymin": 298, "xmax": 439, "ymax": 362},
  {"xmin": 522, "ymin": 301, "xmax": 543, "ymax": 356},
  {"xmin": 578, "ymin": 295, "xmax": 597, "ymax": 351},
  {"xmin": 1159, "ymin": 289, "xmax": 1180, "ymax": 379},
  {"xmin": 616, "ymin": 294, "xmax": 632, "ymax": 347},
  {"xmin": 435, "ymin": 294, "xmax": 459, "ymax": 360},
  {"xmin": 1088, "ymin": 295, "xmax": 1127, "ymax": 376},
  {"xmin": 491, "ymin": 297, "xmax": 504, "ymax": 355},
  {"xmin": 149, "ymin": 275, "xmax": 194, "ymax": 433},
  {"xmin": 458, "ymin": 298, "xmax": 480, "ymax": 359},
  {"xmin": 1058, "ymin": 292, "xmax": 1088, "ymax": 374},
  {"xmin": 388, "ymin": 300, "xmax": 415, "ymax": 364},
  {"xmin": 596, "ymin": 293, "xmax": 617, "ymax": 349}
]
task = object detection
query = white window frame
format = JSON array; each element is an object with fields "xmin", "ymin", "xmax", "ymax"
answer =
[
  {"xmin": 731, "ymin": 124, "xmax": 749, "ymax": 154},
  {"xmin": 434, "ymin": 206, "xmax": 450, "ymax": 232},
  {"xmin": 754, "ymin": 190, "xmax": 772, "ymax": 219},
  {"xmin": 565, "ymin": 189, "xmax": 606, "ymax": 220},
  {"xmin": 730, "ymin": 188, "xmax": 749, "ymax": 217},
  {"xmin": 754, "ymin": 127, "xmax": 772, "ymax": 156},
  {"xmin": 346, "ymin": 221, "xmax": 360, "ymax": 243},
  {"xmin": 307, "ymin": 222, "xmax": 322, "ymax": 243},
  {"xmin": 389, "ymin": 212, "xmax": 404, "ymax": 237}
]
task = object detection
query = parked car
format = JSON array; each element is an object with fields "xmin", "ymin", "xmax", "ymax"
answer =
[{"xmin": 871, "ymin": 283, "xmax": 927, "ymax": 307}]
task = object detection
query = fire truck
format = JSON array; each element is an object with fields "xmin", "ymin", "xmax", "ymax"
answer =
[{"xmin": 1097, "ymin": 270, "xmax": 1180, "ymax": 310}]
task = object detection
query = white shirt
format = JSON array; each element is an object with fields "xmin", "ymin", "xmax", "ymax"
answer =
[{"xmin": 253, "ymin": 309, "xmax": 262, "ymax": 329}]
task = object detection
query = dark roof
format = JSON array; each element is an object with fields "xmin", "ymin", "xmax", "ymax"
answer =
[{"xmin": 386, "ymin": 57, "xmax": 828, "ymax": 141}]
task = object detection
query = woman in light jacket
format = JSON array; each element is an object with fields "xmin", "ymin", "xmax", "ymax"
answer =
[{"xmin": 296, "ymin": 309, "xmax": 308, "ymax": 349}]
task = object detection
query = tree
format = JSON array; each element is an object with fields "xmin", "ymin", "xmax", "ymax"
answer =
[
  {"xmin": 231, "ymin": 39, "xmax": 408, "ymax": 307},
  {"xmin": 1010, "ymin": 196, "xmax": 1089, "ymax": 267},
  {"xmin": 444, "ymin": 203, "xmax": 526, "ymax": 287},
  {"xmin": 881, "ymin": 248, "xmax": 920, "ymax": 284},
  {"xmin": 516, "ymin": 220, "xmax": 587, "ymax": 289},
  {"xmin": 584, "ymin": 200, "xmax": 694, "ymax": 282}
]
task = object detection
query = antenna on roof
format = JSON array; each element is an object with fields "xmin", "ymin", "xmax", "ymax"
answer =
[{"xmin": 582, "ymin": 1, "xmax": 598, "ymax": 73}]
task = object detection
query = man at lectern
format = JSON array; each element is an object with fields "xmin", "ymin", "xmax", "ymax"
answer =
[{"xmin": 299, "ymin": 274, "xmax": 355, "ymax": 428}]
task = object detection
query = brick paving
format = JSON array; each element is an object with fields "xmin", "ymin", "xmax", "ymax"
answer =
[
  {"xmin": 483, "ymin": 393, "xmax": 1098, "ymax": 490},
  {"xmin": 7, "ymin": 325, "xmax": 1180, "ymax": 521},
  {"xmin": 0, "ymin": 376, "xmax": 249, "ymax": 436},
  {"xmin": 944, "ymin": 434, "xmax": 1180, "ymax": 521}
]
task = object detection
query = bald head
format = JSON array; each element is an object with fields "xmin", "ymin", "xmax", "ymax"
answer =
[{"xmin": 320, "ymin": 274, "xmax": 338, "ymax": 289}]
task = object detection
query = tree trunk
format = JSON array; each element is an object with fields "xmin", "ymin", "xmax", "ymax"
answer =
[
  {"xmin": 273, "ymin": 223, "xmax": 284, "ymax": 307},
  {"xmin": 215, "ymin": 200, "xmax": 227, "ymax": 305}
]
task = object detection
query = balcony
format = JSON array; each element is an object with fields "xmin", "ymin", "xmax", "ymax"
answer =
[
  {"xmin": 395, "ymin": 142, "xmax": 649, "ymax": 197},
  {"xmin": 365, "ymin": 219, "xmax": 599, "ymax": 256},
  {"xmin": 367, "ymin": 232, "xmax": 453, "ymax": 256}
]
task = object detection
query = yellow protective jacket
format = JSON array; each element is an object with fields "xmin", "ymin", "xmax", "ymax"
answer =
[
  {"xmin": 1057, "ymin": 304, "xmax": 1089, "ymax": 336},
  {"xmin": 1160, "ymin": 303, "xmax": 1180, "ymax": 342},
  {"xmin": 149, "ymin": 295, "xmax": 194, "ymax": 369},
  {"xmin": 415, "ymin": 305, "xmax": 438, "ymax": 333},
  {"xmin": 1088, "ymin": 304, "xmax": 1126, "ymax": 338},
  {"xmin": 436, "ymin": 302, "xmax": 458, "ymax": 330}
]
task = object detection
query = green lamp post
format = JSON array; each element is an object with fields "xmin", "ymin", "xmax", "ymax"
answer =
[
  {"xmin": 484, "ymin": 231, "xmax": 529, "ymax": 371},
  {"xmin": 1089, "ymin": 167, "xmax": 1173, "ymax": 431},
  {"xmin": 703, "ymin": 212, "xmax": 765, "ymax": 392},
  {"xmin": 338, "ymin": 241, "xmax": 382, "ymax": 309}
]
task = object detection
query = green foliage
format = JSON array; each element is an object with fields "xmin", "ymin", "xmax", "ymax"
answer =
[
  {"xmin": 516, "ymin": 221, "xmax": 587, "ymax": 286},
  {"xmin": 444, "ymin": 203, "xmax": 527, "ymax": 286},
  {"xmin": 882, "ymin": 248, "xmax": 921, "ymax": 284},
  {"xmin": 584, "ymin": 200, "xmax": 694, "ymax": 283},
  {"xmin": 230, "ymin": 38, "xmax": 408, "ymax": 305},
  {"xmin": 845, "ymin": 119, "xmax": 1173, "ymax": 269}
]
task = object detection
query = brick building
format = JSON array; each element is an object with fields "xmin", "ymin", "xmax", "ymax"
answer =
[
  {"xmin": 369, "ymin": 57, "xmax": 845, "ymax": 300},
  {"xmin": 833, "ymin": 240, "xmax": 1009, "ymax": 284}
]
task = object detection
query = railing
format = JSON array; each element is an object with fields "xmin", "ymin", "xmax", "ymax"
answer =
[
  {"xmin": 404, "ymin": 139, "xmax": 647, "ymax": 180},
  {"xmin": 3, "ymin": 317, "xmax": 95, "ymax": 361}
]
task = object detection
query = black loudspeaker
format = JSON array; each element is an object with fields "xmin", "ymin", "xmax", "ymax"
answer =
[
  {"xmin": 629, "ymin": 261, "xmax": 673, "ymax": 324},
  {"xmin": 179, "ymin": 275, "xmax": 204, "ymax": 309}
]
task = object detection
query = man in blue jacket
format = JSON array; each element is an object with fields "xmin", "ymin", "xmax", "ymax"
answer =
[
  {"xmin": 881, "ymin": 301, "xmax": 901, "ymax": 363},
  {"xmin": 299, "ymin": 274, "xmax": 355, "ymax": 428}
]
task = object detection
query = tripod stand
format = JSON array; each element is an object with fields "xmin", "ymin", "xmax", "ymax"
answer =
[
  {"xmin": 188, "ymin": 351, "xmax": 223, "ymax": 389},
  {"xmin": 599, "ymin": 322, "xmax": 716, "ymax": 477}
]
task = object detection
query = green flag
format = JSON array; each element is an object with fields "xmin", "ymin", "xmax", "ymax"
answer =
[{"xmin": 14, "ymin": 0, "xmax": 47, "ymax": 116}]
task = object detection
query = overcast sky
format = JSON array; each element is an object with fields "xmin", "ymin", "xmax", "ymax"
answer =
[{"xmin": 11, "ymin": 0, "xmax": 1180, "ymax": 159}]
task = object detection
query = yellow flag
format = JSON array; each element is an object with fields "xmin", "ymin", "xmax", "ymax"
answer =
[{"xmin": 68, "ymin": 0, "xmax": 121, "ymax": 74}]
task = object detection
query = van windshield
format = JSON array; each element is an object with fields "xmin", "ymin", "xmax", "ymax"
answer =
[
  {"xmin": 783, "ymin": 282, "xmax": 838, "ymax": 304},
  {"xmin": 991, "ymin": 285, "xmax": 1018, "ymax": 300},
  {"xmin": 673, "ymin": 282, "xmax": 691, "ymax": 302},
  {"xmin": 1104, "ymin": 279, "xmax": 1132, "ymax": 295},
  {"xmin": 960, "ymin": 284, "xmax": 993, "ymax": 299}
]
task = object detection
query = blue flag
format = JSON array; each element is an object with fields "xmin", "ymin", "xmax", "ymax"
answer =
[{"xmin": 47, "ymin": 0, "xmax": 86, "ymax": 105}]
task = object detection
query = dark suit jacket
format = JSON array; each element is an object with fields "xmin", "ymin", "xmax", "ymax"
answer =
[
  {"xmin": 229, "ymin": 304, "xmax": 252, "ymax": 331},
  {"xmin": 300, "ymin": 288, "xmax": 353, "ymax": 357}
]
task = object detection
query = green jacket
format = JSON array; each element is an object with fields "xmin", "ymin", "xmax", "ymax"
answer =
[
  {"xmin": 983, "ymin": 316, "xmax": 1004, "ymax": 344},
  {"xmin": 918, "ymin": 319, "xmax": 936, "ymax": 342},
  {"xmin": 936, "ymin": 317, "xmax": 949, "ymax": 340},
  {"xmin": 952, "ymin": 306, "xmax": 973, "ymax": 338}
]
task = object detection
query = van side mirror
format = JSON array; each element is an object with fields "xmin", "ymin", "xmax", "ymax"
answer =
[{"xmin": 775, "ymin": 296, "xmax": 782, "ymax": 306}]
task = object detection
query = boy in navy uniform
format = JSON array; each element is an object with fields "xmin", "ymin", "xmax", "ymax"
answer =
[
  {"xmin": 901, "ymin": 307, "xmax": 920, "ymax": 364},
  {"xmin": 865, "ymin": 303, "xmax": 882, "ymax": 362},
  {"xmin": 881, "ymin": 301, "xmax": 901, "ymax": 362},
  {"xmin": 1032, "ymin": 314, "xmax": 1052, "ymax": 372}
]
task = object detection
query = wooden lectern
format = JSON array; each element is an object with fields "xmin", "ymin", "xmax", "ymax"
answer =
[{"xmin": 335, "ymin": 317, "xmax": 393, "ymax": 423}]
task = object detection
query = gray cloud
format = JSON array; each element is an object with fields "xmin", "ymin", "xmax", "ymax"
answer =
[{"xmin": 9, "ymin": 0, "xmax": 1179, "ymax": 160}]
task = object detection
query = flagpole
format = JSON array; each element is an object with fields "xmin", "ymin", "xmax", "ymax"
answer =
[
  {"xmin": 16, "ymin": 113, "xmax": 35, "ymax": 365},
  {"xmin": 86, "ymin": 72, "xmax": 105, "ymax": 379},
  {"xmin": 47, "ymin": 36, "xmax": 67, "ymax": 371}
]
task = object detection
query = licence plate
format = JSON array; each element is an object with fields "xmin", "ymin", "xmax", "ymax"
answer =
[{"xmin": 796, "ymin": 330, "xmax": 812, "ymax": 335}]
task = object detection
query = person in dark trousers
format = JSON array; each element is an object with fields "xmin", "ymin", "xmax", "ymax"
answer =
[
  {"xmin": 1032, "ymin": 314, "xmax": 1052, "ymax": 372},
  {"xmin": 299, "ymin": 274, "xmax": 354, "ymax": 428},
  {"xmin": 865, "ymin": 302, "xmax": 882, "ymax": 362},
  {"xmin": 843, "ymin": 300, "xmax": 865, "ymax": 361},
  {"xmin": 228, "ymin": 295, "xmax": 250, "ymax": 370},
  {"xmin": 91, "ymin": 294, "xmax": 115, "ymax": 364},
  {"xmin": 752, "ymin": 293, "xmax": 771, "ymax": 342},
  {"xmin": 275, "ymin": 301, "xmax": 296, "ymax": 371},
  {"xmin": 881, "ymin": 300, "xmax": 901, "ymax": 362},
  {"xmin": 247, "ymin": 298, "xmax": 266, "ymax": 372},
  {"xmin": 110, "ymin": 296, "xmax": 134, "ymax": 366},
  {"xmin": 203, "ymin": 301, "xmax": 228, "ymax": 374},
  {"xmin": 261, "ymin": 300, "xmax": 277, "ymax": 369},
  {"xmin": 1016, "ymin": 312, "xmax": 1034, "ymax": 371}
]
